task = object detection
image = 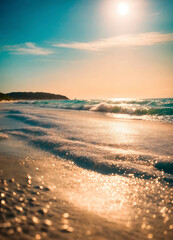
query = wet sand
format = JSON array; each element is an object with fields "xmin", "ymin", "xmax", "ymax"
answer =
[
  {"xmin": 0, "ymin": 137, "xmax": 173, "ymax": 240},
  {"xmin": 0, "ymin": 152, "xmax": 140, "ymax": 240}
]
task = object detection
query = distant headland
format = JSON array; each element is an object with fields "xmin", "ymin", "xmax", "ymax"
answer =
[{"xmin": 0, "ymin": 92, "xmax": 69, "ymax": 101}]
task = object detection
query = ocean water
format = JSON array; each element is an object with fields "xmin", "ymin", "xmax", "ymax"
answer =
[
  {"xmin": 15, "ymin": 98, "xmax": 173, "ymax": 122},
  {"xmin": 0, "ymin": 100, "xmax": 173, "ymax": 239}
]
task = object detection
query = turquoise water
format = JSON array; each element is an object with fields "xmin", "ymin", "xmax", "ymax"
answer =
[{"xmin": 15, "ymin": 98, "xmax": 173, "ymax": 122}]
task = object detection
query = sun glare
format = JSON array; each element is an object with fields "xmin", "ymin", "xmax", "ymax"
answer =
[{"xmin": 118, "ymin": 2, "xmax": 129, "ymax": 16}]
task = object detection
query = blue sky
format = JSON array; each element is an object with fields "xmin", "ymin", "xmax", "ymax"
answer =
[{"xmin": 0, "ymin": 0, "xmax": 173, "ymax": 98}]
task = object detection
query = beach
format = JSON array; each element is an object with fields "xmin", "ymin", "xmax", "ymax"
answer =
[{"xmin": 0, "ymin": 100, "xmax": 173, "ymax": 240}]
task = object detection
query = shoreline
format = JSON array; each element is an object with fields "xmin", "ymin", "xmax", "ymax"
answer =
[
  {"xmin": 0, "ymin": 103, "xmax": 173, "ymax": 240},
  {"xmin": 0, "ymin": 99, "xmax": 172, "ymax": 124}
]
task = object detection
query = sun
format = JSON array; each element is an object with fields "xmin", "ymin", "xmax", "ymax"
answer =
[{"xmin": 117, "ymin": 2, "xmax": 129, "ymax": 16}]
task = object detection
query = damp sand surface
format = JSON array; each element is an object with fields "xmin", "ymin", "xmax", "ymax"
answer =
[
  {"xmin": 0, "ymin": 151, "xmax": 126, "ymax": 240},
  {"xmin": 0, "ymin": 150, "xmax": 145, "ymax": 240}
]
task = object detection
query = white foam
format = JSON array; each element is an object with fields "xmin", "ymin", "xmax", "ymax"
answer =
[{"xmin": 0, "ymin": 132, "xmax": 8, "ymax": 140}]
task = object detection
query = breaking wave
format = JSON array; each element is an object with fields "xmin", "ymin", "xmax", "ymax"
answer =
[
  {"xmin": 0, "ymin": 132, "xmax": 8, "ymax": 140},
  {"xmin": 14, "ymin": 98, "xmax": 173, "ymax": 122}
]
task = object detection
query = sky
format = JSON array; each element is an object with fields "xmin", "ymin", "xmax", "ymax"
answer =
[{"xmin": 0, "ymin": 0, "xmax": 173, "ymax": 99}]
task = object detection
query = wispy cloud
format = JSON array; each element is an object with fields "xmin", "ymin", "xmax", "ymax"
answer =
[
  {"xmin": 52, "ymin": 32, "xmax": 173, "ymax": 51},
  {"xmin": 151, "ymin": 12, "xmax": 161, "ymax": 16},
  {"xmin": 2, "ymin": 42, "xmax": 53, "ymax": 55}
]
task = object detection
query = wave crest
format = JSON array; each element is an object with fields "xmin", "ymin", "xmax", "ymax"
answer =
[{"xmin": 13, "ymin": 98, "xmax": 173, "ymax": 122}]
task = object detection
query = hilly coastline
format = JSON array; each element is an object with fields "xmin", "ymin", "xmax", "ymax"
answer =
[
  {"xmin": 0, "ymin": 92, "xmax": 13, "ymax": 101},
  {"xmin": 0, "ymin": 92, "xmax": 69, "ymax": 101}
]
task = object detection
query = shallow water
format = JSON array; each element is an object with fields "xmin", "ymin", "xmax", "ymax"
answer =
[{"xmin": 0, "ymin": 101, "xmax": 173, "ymax": 239}]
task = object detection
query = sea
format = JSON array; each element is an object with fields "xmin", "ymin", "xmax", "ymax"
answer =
[
  {"xmin": 14, "ymin": 98, "xmax": 173, "ymax": 122},
  {"xmin": 0, "ymin": 98, "xmax": 173, "ymax": 239}
]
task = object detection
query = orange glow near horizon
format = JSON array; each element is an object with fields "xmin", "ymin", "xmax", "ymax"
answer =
[{"xmin": 19, "ymin": 48, "xmax": 173, "ymax": 99}]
